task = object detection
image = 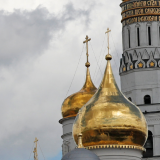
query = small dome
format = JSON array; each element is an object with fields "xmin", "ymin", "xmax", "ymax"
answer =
[
  {"xmin": 61, "ymin": 68, "xmax": 97, "ymax": 118},
  {"xmin": 61, "ymin": 148, "xmax": 100, "ymax": 160},
  {"xmin": 73, "ymin": 54, "xmax": 148, "ymax": 150}
]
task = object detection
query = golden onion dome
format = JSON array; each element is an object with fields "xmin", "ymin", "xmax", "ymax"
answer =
[
  {"xmin": 73, "ymin": 53, "xmax": 148, "ymax": 150},
  {"xmin": 61, "ymin": 35, "xmax": 97, "ymax": 119},
  {"xmin": 61, "ymin": 67, "xmax": 97, "ymax": 118}
]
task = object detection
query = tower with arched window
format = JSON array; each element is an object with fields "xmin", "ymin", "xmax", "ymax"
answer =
[{"xmin": 119, "ymin": 0, "xmax": 160, "ymax": 159}]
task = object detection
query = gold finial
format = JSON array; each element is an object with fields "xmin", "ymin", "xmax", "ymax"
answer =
[
  {"xmin": 83, "ymin": 35, "xmax": 91, "ymax": 67},
  {"xmin": 77, "ymin": 133, "xmax": 83, "ymax": 148},
  {"xmin": 77, "ymin": 110, "xmax": 84, "ymax": 148},
  {"xmin": 33, "ymin": 137, "xmax": 38, "ymax": 160},
  {"xmin": 105, "ymin": 28, "xmax": 112, "ymax": 60}
]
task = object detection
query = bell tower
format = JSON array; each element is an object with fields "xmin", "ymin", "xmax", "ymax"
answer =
[{"xmin": 119, "ymin": 0, "xmax": 160, "ymax": 158}]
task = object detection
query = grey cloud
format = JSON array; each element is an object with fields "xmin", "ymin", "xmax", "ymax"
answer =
[
  {"xmin": 0, "ymin": 3, "xmax": 93, "ymax": 160},
  {"xmin": 0, "ymin": 1, "xmax": 123, "ymax": 160},
  {"xmin": 0, "ymin": 4, "xmax": 91, "ymax": 66}
]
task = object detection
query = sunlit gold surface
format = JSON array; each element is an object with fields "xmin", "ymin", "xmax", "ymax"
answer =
[
  {"xmin": 86, "ymin": 145, "xmax": 145, "ymax": 151},
  {"xmin": 77, "ymin": 133, "xmax": 84, "ymax": 148},
  {"xmin": 83, "ymin": 35, "xmax": 91, "ymax": 68},
  {"xmin": 61, "ymin": 67, "xmax": 97, "ymax": 118},
  {"xmin": 61, "ymin": 35, "xmax": 97, "ymax": 118},
  {"xmin": 73, "ymin": 55, "xmax": 148, "ymax": 149},
  {"xmin": 105, "ymin": 28, "xmax": 111, "ymax": 56}
]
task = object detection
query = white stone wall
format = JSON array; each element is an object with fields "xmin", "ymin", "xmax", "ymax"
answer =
[
  {"xmin": 145, "ymin": 113, "xmax": 160, "ymax": 157},
  {"xmin": 120, "ymin": 20, "xmax": 160, "ymax": 158},
  {"xmin": 120, "ymin": 67, "xmax": 160, "ymax": 159},
  {"xmin": 59, "ymin": 117, "xmax": 76, "ymax": 156},
  {"xmin": 120, "ymin": 68, "xmax": 160, "ymax": 107},
  {"xmin": 122, "ymin": 22, "xmax": 160, "ymax": 51},
  {"xmin": 90, "ymin": 148, "xmax": 143, "ymax": 160}
]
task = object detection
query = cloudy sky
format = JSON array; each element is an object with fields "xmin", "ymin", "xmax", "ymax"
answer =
[{"xmin": 0, "ymin": 0, "xmax": 122, "ymax": 159}]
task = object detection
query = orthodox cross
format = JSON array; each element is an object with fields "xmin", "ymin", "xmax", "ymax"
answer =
[
  {"xmin": 105, "ymin": 28, "xmax": 111, "ymax": 55},
  {"xmin": 83, "ymin": 35, "xmax": 91, "ymax": 65},
  {"xmin": 33, "ymin": 137, "xmax": 38, "ymax": 160}
]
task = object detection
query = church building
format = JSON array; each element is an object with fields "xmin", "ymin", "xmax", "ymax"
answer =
[{"xmin": 59, "ymin": 0, "xmax": 160, "ymax": 159}]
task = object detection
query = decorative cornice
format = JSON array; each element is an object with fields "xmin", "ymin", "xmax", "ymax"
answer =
[
  {"xmin": 122, "ymin": 14, "xmax": 160, "ymax": 22},
  {"xmin": 119, "ymin": 49, "xmax": 160, "ymax": 74},
  {"xmin": 120, "ymin": 0, "xmax": 160, "ymax": 26},
  {"xmin": 61, "ymin": 132, "xmax": 72, "ymax": 139},
  {"xmin": 59, "ymin": 116, "xmax": 76, "ymax": 124},
  {"xmin": 86, "ymin": 144, "xmax": 146, "ymax": 151},
  {"xmin": 121, "ymin": 6, "xmax": 160, "ymax": 14},
  {"xmin": 146, "ymin": 118, "xmax": 160, "ymax": 122}
]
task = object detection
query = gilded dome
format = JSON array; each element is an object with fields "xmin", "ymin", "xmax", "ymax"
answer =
[
  {"xmin": 61, "ymin": 148, "xmax": 100, "ymax": 160},
  {"xmin": 73, "ymin": 54, "xmax": 148, "ymax": 150},
  {"xmin": 61, "ymin": 67, "xmax": 97, "ymax": 118}
]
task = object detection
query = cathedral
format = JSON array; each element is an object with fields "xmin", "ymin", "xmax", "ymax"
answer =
[{"xmin": 59, "ymin": 0, "xmax": 160, "ymax": 159}]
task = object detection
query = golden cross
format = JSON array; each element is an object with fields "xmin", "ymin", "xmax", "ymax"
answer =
[
  {"xmin": 33, "ymin": 137, "xmax": 38, "ymax": 160},
  {"xmin": 83, "ymin": 35, "xmax": 91, "ymax": 64},
  {"xmin": 105, "ymin": 28, "xmax": 111, "ymax": 55}
]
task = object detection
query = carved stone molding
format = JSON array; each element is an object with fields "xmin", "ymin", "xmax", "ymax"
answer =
[
  {"xmin": 119, "ymin": 48, "xmax": 160, "ymax": 73},
  {"xmin": 121, "ymin": 0, "xmax": 160, "ymax": 26},
  {"xmin": 146, "ymin": 118, "xmax": 160, "ymax": 122}
]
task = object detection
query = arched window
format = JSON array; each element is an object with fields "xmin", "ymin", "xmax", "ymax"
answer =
[
  {"xmin": 128, "ymin": 97, "xmax": 132, "ymax": 102},
  {"xmin": 143, "ymin": 130, "xmax": 153, "ymax": 158},
  {"xmin": 128, "ymin": 29, "xmax": 131, "ymax": 48},
  {"xmin": 144, "ymin": 95, "xmax": 151, "ymax": 104},
  {"xmin": 136, "ymin": 23, "xmax": 140, "ymax": 46},
  {"xmin": 148, "ymin": 26, "xmax": 151, "ymax": 45}
]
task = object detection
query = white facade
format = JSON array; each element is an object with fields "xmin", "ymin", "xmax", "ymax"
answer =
[
  {"xmin": 120, "ymin": 68, "xmax": 160, "ymax": 107},
  {"xmin": 90, "ymin": 148, "xmax": 143, "ymax": 160},
  {"xmin": 59, "ymin": 117, "xmax": 76, "ymax": 156},
  {"xmin": 122, "ymin": 22, "xmax": 160, "ymax": 51},
  {"xmin": 145, "ymin": 113, "xmax": 160, "ymax": 156},
  {"xmin": 119, "ymin": 0, "xmax": 160, "ymax": 158}
]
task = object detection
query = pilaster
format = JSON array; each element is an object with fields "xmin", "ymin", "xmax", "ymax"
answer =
[{"xmin": 59, "ymin": 117, "xmax": 76, "ymax": 156}]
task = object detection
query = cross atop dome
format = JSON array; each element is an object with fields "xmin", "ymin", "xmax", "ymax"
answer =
[
  {"xmin": 83, "ymin": 35, "xmax": 91, "ymax": 67},
  {"xmin": 105, "ymin": 28, "xmax": 111, "ymax": 55}
]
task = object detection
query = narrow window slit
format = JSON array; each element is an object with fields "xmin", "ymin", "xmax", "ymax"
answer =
[
  {"xmin": 148, "ymin": 27, "xmax": 151, "ymax": 45},
  {"xmin": 159, "ymin": 26, "xmax": 160, "ymax": 45},
  {"xmin": 137, "ymin": 28, "xmax": 140, "ymax": 46},
  {"xmin": 128, "ymin": 29, "xmax": 130, "ymax": 48}
]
